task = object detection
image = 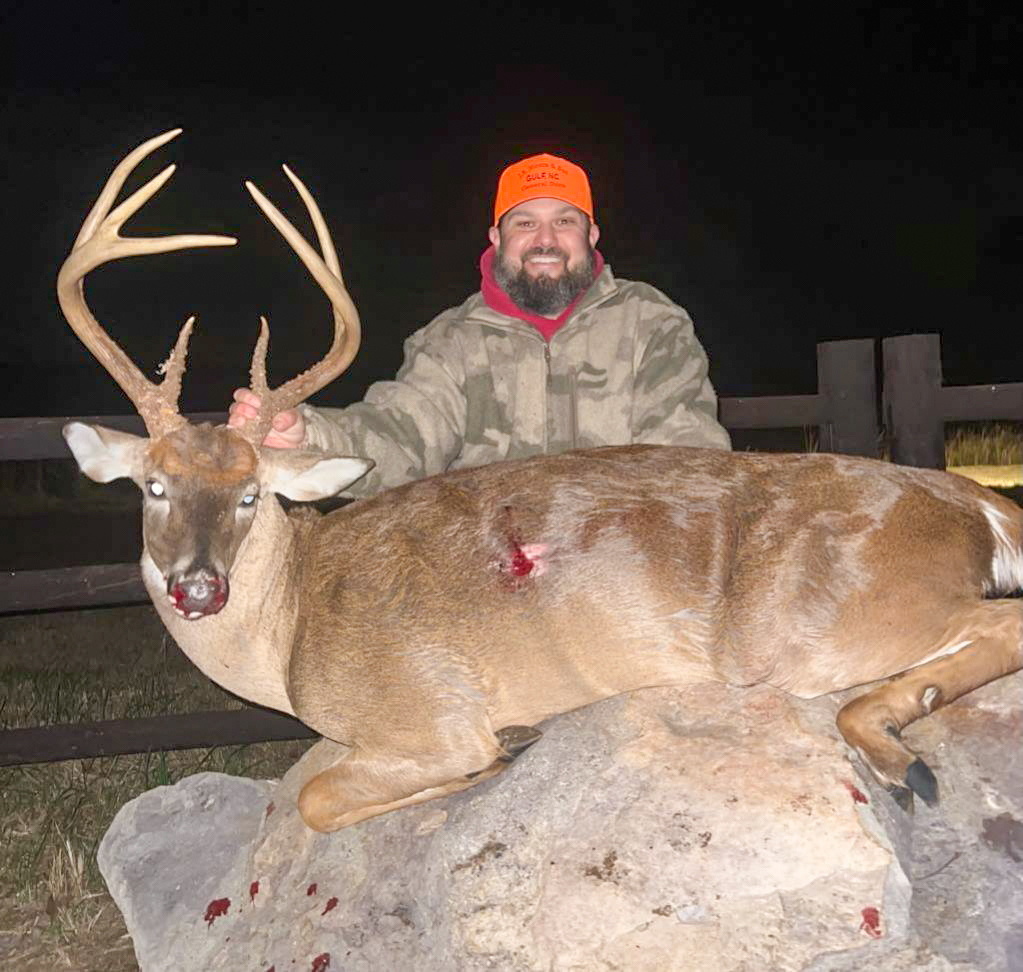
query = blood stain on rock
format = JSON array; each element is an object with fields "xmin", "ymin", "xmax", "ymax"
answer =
[
  {"xmin": 842, "ymin": 780, "xmax": 869, "ymax": 804},
  {"xmin": 322, "ymin": 897, "xmax": 338, "ymax": 916},
  {"xmin": 204, "ymin": 897, "xmax": 230, "ymax": 928},
  {"xmin": 859, "ymin": 906, "xmax": 882, "ymax": 938}
]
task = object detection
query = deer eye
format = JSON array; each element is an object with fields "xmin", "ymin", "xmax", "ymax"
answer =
[
  {"xmin": 147, "ymin": 480, "xmax": 166, "ymax": 498},
  {"xmin": 240, "ymin": 492, "xmax": 258, "ymax": 507}
]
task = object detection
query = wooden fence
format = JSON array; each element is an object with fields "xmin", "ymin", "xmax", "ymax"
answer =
[
  {"xmin": 884, "ymin": 334, "xmax": 1023, "ymax": 467},
  {"xmin": 1, "ymin": 334, "xmax": 1020, "ymax": 767}
]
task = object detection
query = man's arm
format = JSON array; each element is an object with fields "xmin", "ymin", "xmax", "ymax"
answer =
[
  {"xmin": 630, "ymin": 302, "xmax": 732, "ymax": 451},
  {"xmin": 230, "ymin": 316, "xmax": 470, "ymax": 497}
]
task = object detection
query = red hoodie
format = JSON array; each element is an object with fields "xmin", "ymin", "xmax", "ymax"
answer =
[{"xmin": 479, "ymin": 245, "xmax": 606, "ymax": 342}]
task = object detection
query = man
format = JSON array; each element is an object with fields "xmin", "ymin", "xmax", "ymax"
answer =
[{"xmin": 229, "ymin": 153, "xmax": 730, "ymax": 496}]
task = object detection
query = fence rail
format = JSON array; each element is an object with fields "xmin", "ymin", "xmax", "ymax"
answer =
[
  {"xmin": 0, "ymin": 709, "xmax": 316, "ymax": 767},
  {"xmin": 2, "ymin": 564, "xmax": 146, "ymax": 614},
  {"xmin": 2, "ymin": 334, "xmax": 1020, "ymax": 767}
]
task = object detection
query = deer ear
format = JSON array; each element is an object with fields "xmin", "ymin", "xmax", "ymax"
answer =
[
  {"xmin": 63, "ymin": 422, "xmax": 147, "ymax": 484},
  {"xmin": 261, "ymin": 450, "xmax": 374, "ymax": 501}
]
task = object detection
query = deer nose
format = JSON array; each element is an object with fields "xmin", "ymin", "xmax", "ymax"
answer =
[{"xmin": 168, "ymin": 567, "xmax": 229, "ymax": 619}]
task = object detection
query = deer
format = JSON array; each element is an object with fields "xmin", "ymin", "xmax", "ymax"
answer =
[{"xmin": 59, "ymin": 131, "xmax": 1023, "ymax": 833}]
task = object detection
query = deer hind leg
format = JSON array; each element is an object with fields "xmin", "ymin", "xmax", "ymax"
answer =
[
  {"xmin": 297, "ymin": 724, "xmax": 542, "ymax": 833},
  {"xmin": 836, "ymin": 599, "xmax": 1021, "ymax": 810}
]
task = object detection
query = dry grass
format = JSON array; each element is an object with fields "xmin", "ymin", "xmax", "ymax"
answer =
[{"xmin": 945, "ymin": 421, "xmax": 1022, "ymax": 467}]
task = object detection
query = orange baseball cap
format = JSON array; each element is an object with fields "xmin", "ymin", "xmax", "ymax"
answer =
[{"xmin": 493, "ymin": 153, "xmax": 594, "ymax": 225}]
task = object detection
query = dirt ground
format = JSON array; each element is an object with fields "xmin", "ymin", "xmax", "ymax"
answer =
[{"xmin": 0, "ymin": 897, "xmax": 138, "ymax": 972}]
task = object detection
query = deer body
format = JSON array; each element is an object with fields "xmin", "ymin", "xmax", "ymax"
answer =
[
  {"xmin": 167, "ymin": 444, "xmax": 1020, "ymax": 729},
  {"xmin": 128, "ymin": 437, "xmax": 1021, "ymax": 832},
  {"xmin": 59, "ymin": 133, "xmax": 1022, "ymax": 833}
]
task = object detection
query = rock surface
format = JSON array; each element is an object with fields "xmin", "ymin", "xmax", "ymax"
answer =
[{"xmin": 98, "ymin": 675, "xmax": 1022, "ymax": 971}]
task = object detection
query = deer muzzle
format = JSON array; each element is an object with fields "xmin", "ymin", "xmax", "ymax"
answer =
[{"xmin": 168, "ymin": 567, "xmax": 230, "ymax": 619}]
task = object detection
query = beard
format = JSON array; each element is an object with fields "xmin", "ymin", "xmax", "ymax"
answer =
[{"xmin": 494, "ymin": 245, "xmax": 597, "ymax": 316}]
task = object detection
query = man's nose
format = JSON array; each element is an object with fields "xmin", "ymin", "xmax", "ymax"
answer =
[{"xmin": 533, "ymin": 221, "xmax": 556, "ymax": 246}]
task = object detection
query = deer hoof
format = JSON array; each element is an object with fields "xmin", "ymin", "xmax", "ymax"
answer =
[
  {"xmin": 905, "ymin": 758, "xmax": 939, "ymax": 807},
  {"xmin": 496, "ymin": 725, "xmax": 543, "ymax": 761}
]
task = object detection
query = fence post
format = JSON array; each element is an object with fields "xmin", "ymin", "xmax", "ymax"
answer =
[
  {"xmin": 883, "ymin": 334, "xmax": 945, "ymax": 468},
  {"xmin": 816, "ymin": 339, "xmax": 879, "ymax": 457}
]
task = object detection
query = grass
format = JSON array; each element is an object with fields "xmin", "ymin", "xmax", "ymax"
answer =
[
  {"xmin": 0, "ymin": 609, "xmax": 312, "ymax": 969},
  {"xmin": 945, "ymin": 421, "xmax": 1022, "ymax": 467},
  {"xmin": 782, "ymin": 421, "xmax": 1020, "ymax": 469}
]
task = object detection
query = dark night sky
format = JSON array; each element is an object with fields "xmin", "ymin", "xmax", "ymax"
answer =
[{"xmin": 6, "ymin": 3, "xmax": 1022, "ymax": 420}]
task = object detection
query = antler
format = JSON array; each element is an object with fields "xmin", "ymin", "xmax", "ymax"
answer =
[
  {"xmin": 56, "ymin": 129, "xmax": 237, "ymax": 439},
  {"xmin": 241, "ymin": 166, "xmax": 362, "ymax": 448}
]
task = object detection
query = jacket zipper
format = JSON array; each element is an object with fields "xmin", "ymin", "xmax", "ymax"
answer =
[{"xmin": 544, "ymin": 343, "xmax": 553, "ymax": 452}]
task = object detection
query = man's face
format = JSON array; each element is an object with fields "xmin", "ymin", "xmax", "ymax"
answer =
[{"xmin": 489, "ymin": 198, "xmax": 601, "ymax": 317}]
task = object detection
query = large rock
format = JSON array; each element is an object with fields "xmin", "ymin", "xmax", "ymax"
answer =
[
  {"xmin": 98, "ymin": 676, "xmax": 1022, "ymax": 971},
  {"xmin": 98, "ymin": 773, "xmax": 275, "ymax": 971}
]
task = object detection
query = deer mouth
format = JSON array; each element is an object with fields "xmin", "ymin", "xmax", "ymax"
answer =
[{"xmin": 168, "ymin": 568, "xmax": 229, "ymax": 619}]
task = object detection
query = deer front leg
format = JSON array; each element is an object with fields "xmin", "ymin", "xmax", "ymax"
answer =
[
  {"xmin": 297, "ymin": 724, "xmax": 542, "ymax": 833},
  {"xmin": 837, "ymin": 599, "xmax": 1021, "ymax": 809}
]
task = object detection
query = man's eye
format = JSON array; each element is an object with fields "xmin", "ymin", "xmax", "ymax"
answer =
[{"xmin": 147, "ymin": 481, "xmax": 165, "ymax": 497}]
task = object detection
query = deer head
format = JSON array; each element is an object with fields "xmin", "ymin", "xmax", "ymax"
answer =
[{"xmin": 60, "ymin": 131, "xmax": 372, "ymax": 618}]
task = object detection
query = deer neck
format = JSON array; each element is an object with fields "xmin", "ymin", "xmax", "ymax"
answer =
[{"xmin": 142, "ymin": 496, "xmax": 300, "ymax": 715}]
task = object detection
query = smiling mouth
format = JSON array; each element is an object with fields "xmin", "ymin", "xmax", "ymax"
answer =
[{"xmin": 525, "ymin": 255, "xmax": 565, "ymax": 273}]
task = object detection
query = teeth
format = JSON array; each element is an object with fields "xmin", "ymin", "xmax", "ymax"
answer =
[{"xmin": 187, "ymin": 611, "xmax": 202, "ymax": 620}]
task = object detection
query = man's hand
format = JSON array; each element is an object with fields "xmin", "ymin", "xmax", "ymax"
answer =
[{"xmin": 227, "ymin": 389, "xmax": 305, "ymax": 449}]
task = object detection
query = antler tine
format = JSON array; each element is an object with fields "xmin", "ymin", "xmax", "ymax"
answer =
[
  {"xmin": 57, "ymin": 130, "xmax": 237, "ymax": 439},
  {"xmin": 73, "ymin": 129, "xmax": 183, "ymax": 250},
  {"xmin": 242, "ymin": 169, "xmax": 361, "ymax": 448}
]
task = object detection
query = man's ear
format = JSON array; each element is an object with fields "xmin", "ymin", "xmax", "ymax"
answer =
[
  {"xmin": 589, "ymin": 221, "xmax": 600, "ymax": 249},
  {"xmin": 488, "ymin": 225, "xmax": 501, "ymax": 249},
  {"xmin": 261, "ymin": 449, "xmax": 374, "ymax": 501},
  {"xmin": 63, "ymin": 422, "xmax": 147, "ymax": 484}
]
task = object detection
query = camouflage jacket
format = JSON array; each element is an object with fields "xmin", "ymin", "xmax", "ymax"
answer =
[{"xmin": 301, "ymin": 263, "xmax": 731, "ymax": 497}]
